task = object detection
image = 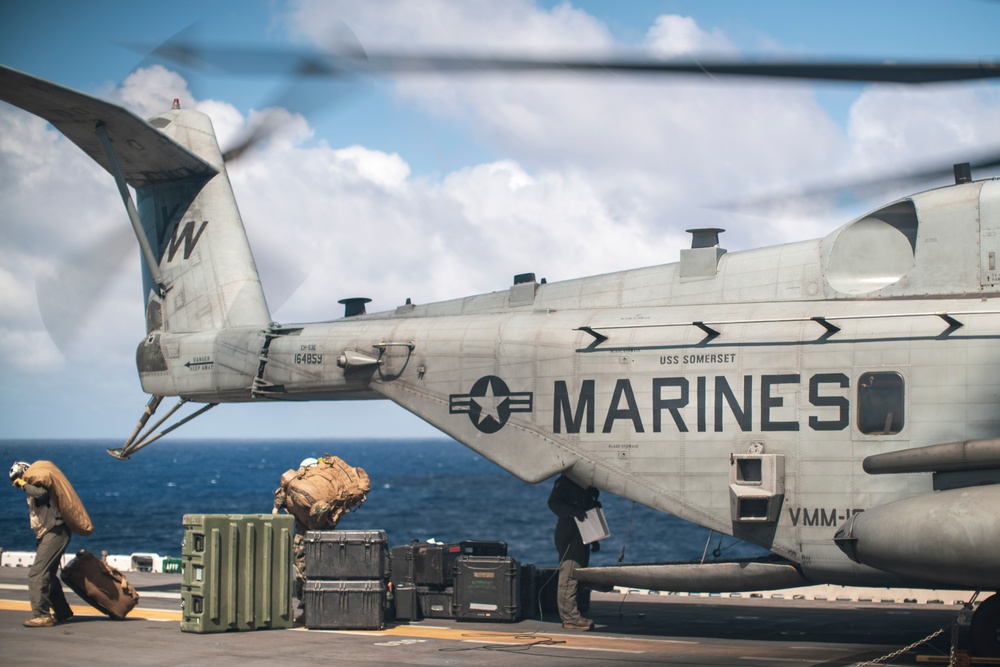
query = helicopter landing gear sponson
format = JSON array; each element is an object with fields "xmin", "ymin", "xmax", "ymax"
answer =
[{"xmin": 971, "ymin": 593, "xmax": 1000, "ymax": 658}]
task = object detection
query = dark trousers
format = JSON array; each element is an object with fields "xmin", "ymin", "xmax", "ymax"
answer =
[
  {"xmin": 29, "ymin": 524, "xmax": 72, "ymax": 618},
  {"xmin": 293, "ymin": 521, "xmax": 307, "ymax": 603},
  {"xmin": 555, "ymin": 519, "xmax": 590, "ymax": 623}
]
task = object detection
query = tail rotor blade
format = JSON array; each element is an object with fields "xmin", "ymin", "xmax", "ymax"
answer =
[{"xmin": 36, "ymin": 225, "xmax": 134, "ymax": 354}]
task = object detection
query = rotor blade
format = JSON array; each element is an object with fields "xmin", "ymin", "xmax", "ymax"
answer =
[
  {"xmin": 36, "ymin": 225, "xmax": 135, "ymax": 354},
  {"xmin": 131, "ymin": 42, "xmax": 1000, "ymax": 85},
  {"xmin": 222, "ymin": 74, "xmax": 360, "ymax": 162},
  {"xmin": 715, "ymin": 148, "xmax": 1000, "ymax": 211},
  {"xmin": 334, "ymin": 53, "xmax": 1000, "ymax": 85},
  {"xmin": 222, "ymin": 107, "xmax": 286, "ymax": 163},
  {"xmin": 253, "ymin": 246, "xmax": 310, "ymax": 316}
]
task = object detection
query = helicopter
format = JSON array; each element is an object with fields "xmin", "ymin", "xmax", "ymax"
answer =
[{"xmin": 3, "ymin": 43, "xmax": 1000, "ymax": 655}]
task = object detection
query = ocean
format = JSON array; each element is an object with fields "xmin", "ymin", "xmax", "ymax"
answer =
[{"xmin": 0, "ymin": 439, "xmax": 768, "ymax": 568}]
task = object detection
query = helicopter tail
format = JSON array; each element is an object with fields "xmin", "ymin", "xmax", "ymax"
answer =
[
  {"xmin": 133, "ymin": 104, "xmax": 271, "ymax": 334},
  {"xmin": 0, "ymin": 64, "xmax": 271, "ymax": 336}
]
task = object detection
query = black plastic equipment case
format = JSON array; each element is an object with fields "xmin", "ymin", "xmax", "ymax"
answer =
[
  {"xmin": 416, "ymin": 585, "xmax": 454, "ymax": 619},
  {"xmin": 303, "ymin": 580, "xmax": 386, "ymax": 630},
  {"xmin": 412, "ymin": 543, "xmax": 462, "ymax": 586},
  {"xmin": 390, "ymin": 544, "xmax": 423, "ymax": 593},
  {"xmin": 459, "ymin": 540, "xmax": 507, "ymax": 557},
  {"xmin": 304, "ymin": 529, "xmax": 388, "ymax": 580},
  {"xmin": 406, "ymin": 540, "xmax": 509, "ymax": 586},
  {"xmin": 393, "ymin": 582, "xmax": 419, "ymax": 621},
  {"xmin": 519, "ymin": 563, "xmax": 537, "ymax": 619},
  {"xmin": 389, "ymin": 544, "xmax": 414, "ymax": 584},
  {"xmin": 452, "ymin": 555, "xmax": 521, "ymax": 622}
]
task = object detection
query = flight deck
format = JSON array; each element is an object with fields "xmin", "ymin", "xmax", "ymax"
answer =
[{"xmin": 0, "ymin": 566, "xmax": 980, "ymax": 667}]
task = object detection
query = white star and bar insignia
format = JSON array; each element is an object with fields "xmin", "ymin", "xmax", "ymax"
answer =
[{"xmin": 449, "ymin": 375, "xmax": 534, "ymax": 434}]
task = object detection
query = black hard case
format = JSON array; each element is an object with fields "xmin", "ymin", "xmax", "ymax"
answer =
[
  {"xmin": 519, "ymin": 563, "xmax": 537, "ymax": 619},
  {"xmin": 304, "ymin": 529, "xmax": 388, "ymax": 580},
  {"xmin": 393, "ymin": 582, "xmax": 420, "ymax": 621},
  {"xmin": 408, "ymin": 540, "xmax": 509, "ymax": 586},
  {"xmin": 416, "ymin": 585, "xmax": 454, "ymax": 618},
  {"xmin": 459, "ymin": 540, "xmax": 507, "ymax": 557},
  {"xmin": 452, "ymin": 555, "xmax": 521, "ymax": 622},
  {"xmin": 390, "ymin": 544, "xmax": 415, "ymax": 586},
  {"xmin": 303, "ymin": 579, "xmax": 386, "ymax": 630}
]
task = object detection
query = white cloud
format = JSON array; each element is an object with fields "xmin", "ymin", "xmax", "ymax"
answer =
[
  {"xmin": 0, "ymin": 105, "xmax": 132, "ymax": 376},
  {"xmin": 282, "ymin": 2, "xmax": 858, "ymax": 250},
  {"xmin": 848, "ymin": 84, "xmax": 1000, "ymax": 169},
  {"xmin": 285, "ymin": 0, "xmax": 613, "ymax": 54},
  {"xmin": 110, "ymin": 65, "xmax": 197, "ymax": 119},
  {"xmin": 646, "ymin": 14, "xmax": 737, "ymax": 57}
]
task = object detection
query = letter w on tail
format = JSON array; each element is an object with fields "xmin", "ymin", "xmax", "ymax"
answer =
[{"xmin": 167, "ymin": 221, "xmax": 209, "ymax": 262}]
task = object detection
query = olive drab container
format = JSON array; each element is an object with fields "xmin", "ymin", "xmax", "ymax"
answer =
[{"xmin": 180, "ymin": 514, "xmax": 295, "ymax": 633}]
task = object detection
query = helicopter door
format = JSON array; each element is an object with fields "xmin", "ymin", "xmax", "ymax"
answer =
[{"xmin": 980, "ymin": 181, "xmax": 1000, "ymax": 287}]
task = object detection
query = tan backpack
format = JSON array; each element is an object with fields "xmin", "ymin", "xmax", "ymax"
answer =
[{"xmin": 279, "ymin": 455, "xmax": 371, "ymax": 529}]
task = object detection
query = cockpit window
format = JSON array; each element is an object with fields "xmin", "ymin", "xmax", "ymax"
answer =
[{"xmin": 857, "ymin": 372, "xmax": 905, "ymax": 435}]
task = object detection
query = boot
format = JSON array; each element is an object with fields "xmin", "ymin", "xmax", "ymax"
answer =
[{"xmin": 23, "ymin": 615, "xmax": 55, "ymax": 628}]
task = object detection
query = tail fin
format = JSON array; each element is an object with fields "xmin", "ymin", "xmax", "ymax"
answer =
[
  {"xmin": 0, "ymin": 65, "xmax": 270, "ymax": 334},
  {"xmin": 136, "ymin": 105, "xmax": 270, "ymax": 333}
]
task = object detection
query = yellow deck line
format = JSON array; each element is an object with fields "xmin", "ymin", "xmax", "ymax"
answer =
[
  {"xmin": 309, "ymin": 623, "xmax": 698, "ymax": 652},
  {"xmin": 0, "ymin": 599, "xmax": 181, "ymax": 622},
  {"xmin": 1, "ymin": 597, "xmax": 691, "ymax": 652}
]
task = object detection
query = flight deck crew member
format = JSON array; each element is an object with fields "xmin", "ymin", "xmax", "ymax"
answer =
[
  {"xmin": 9, "ymin": 461, "xmax": 74, "ymax": 628},
  {"xmin": 547, "ymin": 474, "xmax": 600, "ymax": 630},
  {"xmin": 273, "ymin": 457, "xmax": 319, "ymax": 608}
]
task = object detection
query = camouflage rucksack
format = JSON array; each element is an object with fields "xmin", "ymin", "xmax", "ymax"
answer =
[{"xmin": 278, "ymin": 455, "xmax": 371, "ymax": 529}]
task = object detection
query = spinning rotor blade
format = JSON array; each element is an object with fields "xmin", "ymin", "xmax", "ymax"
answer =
[
  {"xmin": 125, "ymin": 24, "xmax": 368, "ymax": 162},
  {"xmin": 36, "ymin": 225, "xmax": 134, "ymax": 354},
  {"xmin": 130, "ymin": 31, "xmax": 1000, "ymax": 162},
  {"xmin": 136, "ymin": 41, "xmax": 1000, "ymax": 85},
  {"xmin": 221, "ymin": 74, "xmax": 358, "ymax": 162},
  {"xmin": 718, "ymin": 147, "xmax": 1000, "ymax": 211}
]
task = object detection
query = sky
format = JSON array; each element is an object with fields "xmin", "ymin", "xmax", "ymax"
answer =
[{"xmin": 1, "ymin": 0, "xmax": 999, "ymax": 442}]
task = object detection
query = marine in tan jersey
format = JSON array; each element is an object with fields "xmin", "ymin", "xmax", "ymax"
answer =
[{"xmin": 9, "ymin": 461, "xmax": 74, "ymax": 627}]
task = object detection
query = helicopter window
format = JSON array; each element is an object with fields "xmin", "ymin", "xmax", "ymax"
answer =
[
  {"xmin": 735, "ymin": 458, "xmax": 762, "ymax": 484},
  {"xmin": 857, "ymin": 372, "xmax": 905, "ymax": 435},
  {"xmin": 827, "ymin": 199, "xmax": 918, "ymax": 294}
]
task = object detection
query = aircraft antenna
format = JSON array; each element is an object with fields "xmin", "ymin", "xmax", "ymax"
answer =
[{"xmin": 617, "ymin": 501, "xmax": 636, "ymax": 564}]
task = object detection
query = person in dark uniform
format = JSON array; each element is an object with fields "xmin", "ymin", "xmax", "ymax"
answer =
[
  {"xmin": 547, "ymin": 474, "xmax": 600, "ymax": 630},
  {"xmin": 272, "ymin": 457, "xmax": 319, "ymax": 615},
  {"xmin": 9, "ymin": 461, "xmax": 74, "ymax": 628}
]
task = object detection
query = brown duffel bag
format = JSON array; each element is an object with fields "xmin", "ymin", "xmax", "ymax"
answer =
[
  {"xmin": 60, "ymin": 549, "xmax": 139, "ymax": 620},
  {"xmin": 22, "ymin": 461, "xmax": 93, "ymax": 536},
  {"xmin": 279, "ymin": 455, "xmax": 371, "ymax": 529}
]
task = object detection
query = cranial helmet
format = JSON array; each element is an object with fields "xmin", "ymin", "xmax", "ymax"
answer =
[
  {"xmin": 299, "ymin": 457, "xmax": 319, "ymax": 469},
  {"xmin": 9, "ymin": 461, "xmax": 29, "ymax": 484}
]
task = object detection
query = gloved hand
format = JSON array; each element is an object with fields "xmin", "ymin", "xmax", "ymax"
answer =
[
  {"xmin": 574, "ymin": 511, "xmax": 587, "ymax": 521},
  {"xmin": 13, "ymin": 478, "xmax": 26, "ymax": 488},
  {"xmin": 591, "ymin": 541, "xmax": 600, "ymax": 552}
]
